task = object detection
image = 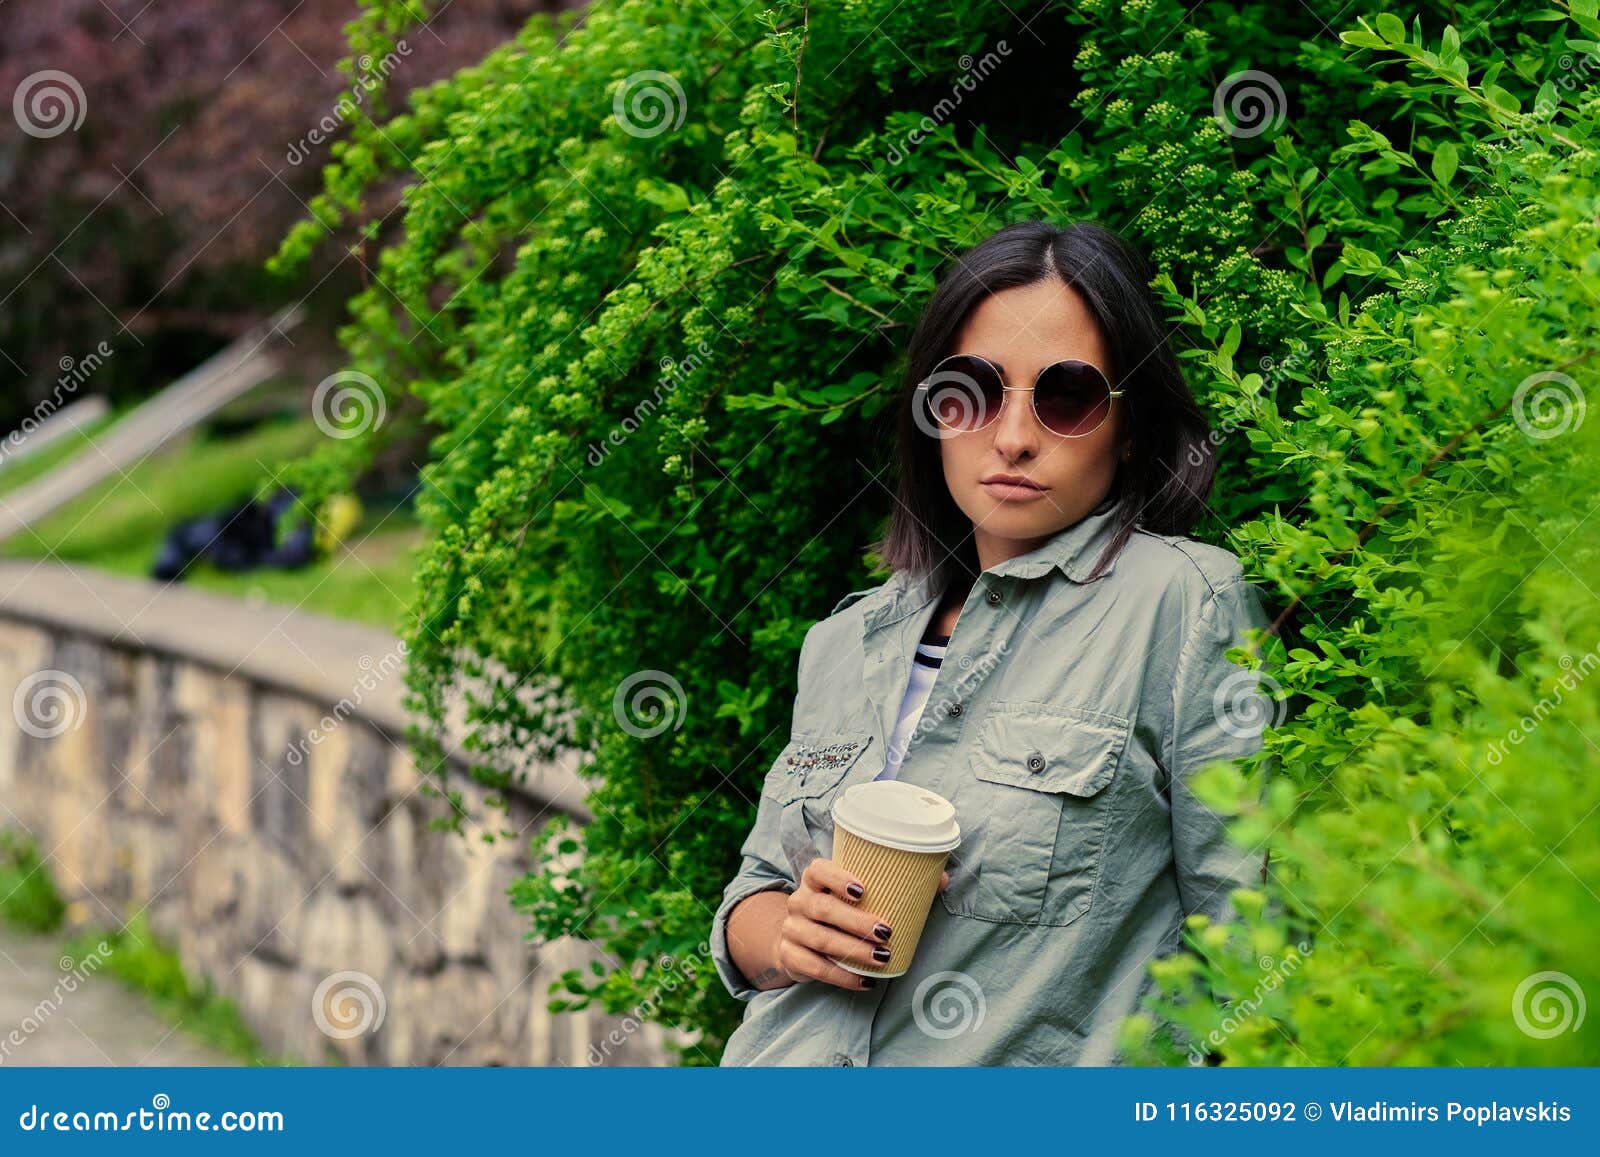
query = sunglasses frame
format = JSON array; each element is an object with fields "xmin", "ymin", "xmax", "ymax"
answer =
[{"xmin": 916, "ymin": 352, "xmax": 1125, "ymax": 438}]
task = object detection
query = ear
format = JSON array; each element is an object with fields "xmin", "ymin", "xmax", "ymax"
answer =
[{"xmin": 1115, "ymin": 405, "xmax": 1134, "ymax": 460}]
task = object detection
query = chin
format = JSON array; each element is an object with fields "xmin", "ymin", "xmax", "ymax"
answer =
[{"xmin": 968, "ymin": 497, "xmax": 1059, "ymax": 535}]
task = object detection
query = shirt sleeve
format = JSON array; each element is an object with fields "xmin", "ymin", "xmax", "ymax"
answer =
[
  {"xmin": 1165, "ymin": 573, "xmax": 1275, "ymax": 927},
  {"xmin": 708, "ymin": 624, "xmax": 820, "ymax": 1002}
]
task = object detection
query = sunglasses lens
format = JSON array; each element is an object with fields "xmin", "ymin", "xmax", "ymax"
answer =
[
  {"xmin": 1034, "ymin": 361, "xmax": 1115, "ymax": 436},
  {"xmin": 924, "ymin": 355, "xmax": 1003, "ymax": 431}
]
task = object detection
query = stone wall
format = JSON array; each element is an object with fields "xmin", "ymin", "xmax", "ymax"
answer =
[{"xmin": 0, "ymin": 562, "xmax": 683, "ymax": 1066}]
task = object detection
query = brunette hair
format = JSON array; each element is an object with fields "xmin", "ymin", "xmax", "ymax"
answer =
[{"xmin": 872, "ymin": 219, "xmax": 1215, "ymax": 598}]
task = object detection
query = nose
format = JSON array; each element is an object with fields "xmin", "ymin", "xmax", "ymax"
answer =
[{"xmin": 990, "ymin": 386, "xmax": 1042, "ymax": 460}]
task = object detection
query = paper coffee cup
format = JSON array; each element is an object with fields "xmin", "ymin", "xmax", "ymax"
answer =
[{"xmin": 827, "ymin": 780, "xmax": 960, "ymax": 978}]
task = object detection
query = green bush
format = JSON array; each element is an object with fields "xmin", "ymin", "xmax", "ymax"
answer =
[
  {"xmin": 70, "ymin": 917, "xmax": 295, "ymax": 1066},
  {"xmin": 275, "ymin": 0, "xmax": 1599, "ymax": 1063},
  {"xmin": 0, "ymin": 834, "xmax": 290, "ymax": 1064},
  {"xmin": 0, "ymin": 831, "xmax": 66, "ymax": 933}
]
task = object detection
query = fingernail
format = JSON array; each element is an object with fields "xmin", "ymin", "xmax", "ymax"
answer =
[
  {"xmin": 861, "ymin": 977, "xmax": 876, "ymax": 988},
  {"xmin": 846, "ymin": 881, "xmax": 863, "ymax": 899},
  {"xmin": 872, "ymin": 946, "xmax": 891, "ymax": 962},
  {"xmin": 873, "ymin": 922, "xmax": 892, "ymax": 942}
]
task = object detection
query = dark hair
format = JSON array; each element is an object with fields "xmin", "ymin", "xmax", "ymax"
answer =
[{"xmin": 872, "ymin": 218, "xmax": 1215, "ymax": 598}]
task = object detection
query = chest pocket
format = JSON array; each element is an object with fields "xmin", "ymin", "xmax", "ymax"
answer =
[
  {"xmin": 762, "ymin": 732, "xmax": 877, "ymax": 880},
  {"xmin": 940, "ymin": 701, "xmax": 1129, "ymax": 927}
]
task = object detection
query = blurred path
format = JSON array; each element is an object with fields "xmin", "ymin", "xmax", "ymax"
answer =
[
  {"xmin": 0, "ymin": 306, "xmax": 302, "ymax": 546},
  {"xmin": 0, "ymin": 926, "xmax": 238, "ymax": 1066}
]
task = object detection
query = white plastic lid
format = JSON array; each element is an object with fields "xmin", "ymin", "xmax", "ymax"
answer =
[{"xmin": 831, "ymin": 780, "xmax": 961, "ymax": 852}]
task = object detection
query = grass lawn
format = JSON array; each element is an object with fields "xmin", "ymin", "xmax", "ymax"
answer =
[
  {"xmin": 185, "ymin": 497, "xmax": 424, "ymax": 632},
  {"xmin": 0, "ymin": 415, "xmax": 425, "ymax": 632},
  {"xmin": 0, "ymin": 410, "xmax": 119, "ymax": 498}
]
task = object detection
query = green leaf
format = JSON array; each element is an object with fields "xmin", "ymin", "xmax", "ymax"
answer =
[
  {"xmin": 1340, "ymin": 29, "xmax": 1388, "ymax": 50},
  {"xmin": 1431, "ymin": 140, "xmax": 1458, "ymax": 188},
  {"xmin": 1220, "ymin": 321, "xmax": 1242, "ymax": 360},
  {"xmin": 1375, "ymin": 13, "xmax": 1407, "ymax": 43},
  {"xmin": 635, "ymin": 179, "xmax": 690, "ymax": 213},
  {"xmin": 1440, "ymin": 24, "xmax": 1461, "ymax": 62},
  {"xmin": 1484, "ymin": 84, "xmax": 1520, "ymax": 114}
]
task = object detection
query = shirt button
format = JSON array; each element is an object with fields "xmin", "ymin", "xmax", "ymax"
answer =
[
  {"xmin": 986, "ymin": 589, "xmax": 1002, "ymax": 605},
  {"xmin": 948, "ymin": 702, "xmax": 963, "ymax": 717},
  {"xmin": 1026, "ymin": 751, "xmax": 1046, "ymax": 773}
]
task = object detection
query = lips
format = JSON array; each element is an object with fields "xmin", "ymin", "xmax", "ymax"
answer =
[
  {"xmin": 979, "ymin": 474, "xmax": 1045, "ymax": 490},
  {"xmin": 978, "ymin": 475, "xmax": 1050, "ymax": 503}
]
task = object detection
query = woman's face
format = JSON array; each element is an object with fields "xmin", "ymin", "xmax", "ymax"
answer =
[{"xmin": 937, "ymin": 278, "xmax": 1130, "ymax": 573}]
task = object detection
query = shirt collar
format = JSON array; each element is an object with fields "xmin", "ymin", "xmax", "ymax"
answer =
[
  {"xmin": 864, "ymin": 493, "xmax": 1127, "ymax": 633},
  {"xmin": 986, "ymin": 490, "xmax": 1125, "ymax": 583}
]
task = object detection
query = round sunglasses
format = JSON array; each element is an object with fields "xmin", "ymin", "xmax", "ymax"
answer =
[{"xmin": 915, "ymin": 352, "xmax": 1124, "ymax": 438}]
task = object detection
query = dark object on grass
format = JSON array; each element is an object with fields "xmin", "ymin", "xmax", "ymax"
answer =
[{"xmin": 150, "ymin": 486, "xmax": 313, "ymax": 581}]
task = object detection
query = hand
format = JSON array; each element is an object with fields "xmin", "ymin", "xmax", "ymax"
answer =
[{"xmin": 774, "ymin": 858, "xmax": 950, "ymax": 991}]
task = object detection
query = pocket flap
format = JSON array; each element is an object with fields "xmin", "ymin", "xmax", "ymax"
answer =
[
  {"xmin": 971, "ymin": 702, "xmax": 1129, "ymax": 797},
  {"xmin": 762, "ymin": 733, "xmax": 875, "ymax": 801}
]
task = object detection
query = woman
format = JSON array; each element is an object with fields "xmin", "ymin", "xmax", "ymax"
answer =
[{"xmin": 709, "ymin": 219, "xmax": 1276, "ymax": 1066}]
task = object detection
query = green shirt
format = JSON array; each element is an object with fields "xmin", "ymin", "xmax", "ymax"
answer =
[{"xmin": 709, "ymin": 495, "xmax": 1275, "ymax": 1065}]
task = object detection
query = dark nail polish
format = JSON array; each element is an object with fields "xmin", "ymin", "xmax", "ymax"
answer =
[
  {"xmin": 861, "ymin": 977, "xmax": 876, "ymax": 988},
  {"xmin": 872, "ymin": 945, "xmax": 891, "ymax": 962},
  {"xmin": 846, "ymin": 882, "xmax": 863, "ymax": 899},
  {"xmin": 873, "ymin": 922, "xmax": 892, "ymax": 942}
]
